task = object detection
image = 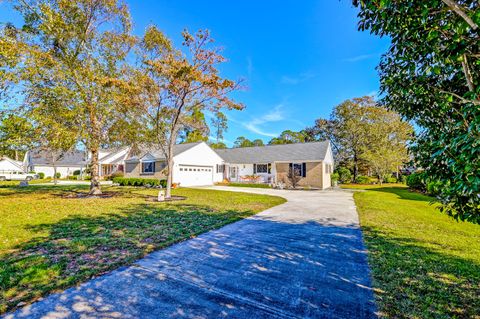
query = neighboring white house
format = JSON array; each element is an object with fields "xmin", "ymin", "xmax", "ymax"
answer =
[
  {"xmin": 24, "ymin": 149, "xmax": 89, "ymax": 178},
  {"xmin": 0, "ymin": 156, "xmax": 24, "ymax": 173},
  {"xmin": 24, "ymin": 147, "xmax": 132, "ymax": 178},
  {"xmin": 125, "ymin": 142, "xmax": 224, "ymax": 186}
]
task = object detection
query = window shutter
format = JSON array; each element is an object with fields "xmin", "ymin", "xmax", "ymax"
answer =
[
  {"xmin": 302, "ymin": 163, "xmax": 306, "ymax": 177},
  {"xmin": 268, "ymin": 163, "xmax": 271, "ymax": 174},
  {"xmin": 289, "ymin": 163, "xmax": 293, "ymax": 174},
  {"xmin": 253, "ymin": 164, "xmax": 257, "ymax": 174}
]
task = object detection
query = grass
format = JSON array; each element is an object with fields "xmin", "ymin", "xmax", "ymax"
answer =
[
  {"xmin": 342, "ymin": 184, "xmax": 480, "ymax": 318},
  {"xmin": 216, "ymin": 182, "xmax": 272, "ymax": 188},
  {"xmin": 0, "ymin": 184, "xmax": 285, "ymax": 314}
]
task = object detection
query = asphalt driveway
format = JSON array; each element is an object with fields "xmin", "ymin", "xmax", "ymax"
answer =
[{"xmin": 3, "ymin": 187, "xmax": 376, "ymax": 319}]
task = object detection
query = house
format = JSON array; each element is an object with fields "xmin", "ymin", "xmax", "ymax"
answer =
[
  {"xmin": 124, "ymin": 142, "xmax": 224, "ymax": 186},
  {"xmin": 24, "ymin": 147, "xmax": 131, "ymax": 178},
  {"xmin": 24, "ymin": 149, "xmax": 88, "ymax": 178},
  {"xmin": 215, "ymin": 141, "xmax": 334, "ymax": 189},
  {"xmin": 0, "ymin": 156, "xmax": 25, "ymax": 173},
  {"xmin": 124, "ymin": 140, "xmax": 334, "ymax": 189}
]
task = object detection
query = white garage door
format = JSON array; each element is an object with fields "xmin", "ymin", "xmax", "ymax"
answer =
[{"xmin": 176, "ymin": 165, "xmax": 214, "ymax": 186}]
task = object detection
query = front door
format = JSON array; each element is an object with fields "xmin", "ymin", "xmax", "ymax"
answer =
[{"xmin": 229, "ymin": 166, "xmax": 238, "ymax": 181}]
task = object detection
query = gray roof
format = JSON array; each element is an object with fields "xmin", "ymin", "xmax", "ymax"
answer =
[
  {"xmin": 126, "ymin": 142, "xmax": 202, "ymax": 161},
  {"xmin": 29, "ymin": 149, "xmax": 88, "ymax": 166},
  {"xmin": 214, "ymin": 141, "xmax": 330, "ymax": 164}
]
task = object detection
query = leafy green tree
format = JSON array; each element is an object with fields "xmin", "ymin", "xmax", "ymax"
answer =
[
  {"xmin": 132, "ymin": 26, "xmax": 243, "ymax": 198},
  {"xmin": 209, "ymin": 141, "xmax": 227, "ymax": 149},
  {"xmin": 3, "ymin": 0, "xmax": 135, "ymax": 194},
  {"xmin": 252, "ymin": 139, "xmax": 264, "ymax": 147},
  {"xmin": 233, "ymin": 136, "xmax": 254, "ymax": 148},
  {"xmin": 361, "ymin": 107, "xmax": 412, "ymax": 184},
  {"xmin": 268, "ymin": 130, "xmax": 306, "ymax": 145},
  {"xmin": 354, "ymin": 0, "xmax": 480, "ymax": 222},
  {"xmin": 0, "ymin": 114, "xmax": 34, "ymax": 160}
]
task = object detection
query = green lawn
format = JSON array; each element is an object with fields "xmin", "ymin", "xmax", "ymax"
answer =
[
  {"xmin": 343, "ymin": 184, "xmax": 480, "ymax": 318},
  {"xmin": 0, "ymin": 185, "xmax": 285, "ymax": 314}
]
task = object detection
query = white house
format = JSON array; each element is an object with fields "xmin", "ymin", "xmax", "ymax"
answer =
[
  {"xmin": 124, "ymin": 142, "xmax": 224, "ymax": 187},
  {"xmin": 124, "ymin": 141, "xmax": 334, "ymax": 189},
  {"xmin": 24, "ymin": 147, "xmax": 131, "ymax": 178},
  {"xmin": 0, "ymin": 156, "xmax": 24, "ymax": 173}
]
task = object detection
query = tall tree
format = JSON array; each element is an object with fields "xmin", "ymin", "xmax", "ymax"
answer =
[
  {"xmin": 132, "ymin": 26, "xmax": 243, "ymax": 198},
  {"xmin": 252, "ymin": 139, "xmax": 264, "ymax": 147},
  {"xmin": 361, "ymin": 106, "xmax": 412, "ymax": 184},
  {"xmin": 3, "ymin": 0, "xmax": 135, "ymax": 195},
  {"xmin": 268, "ymin": 130, "xmax": 306, "ymax": 145},
  {"xmin": 233, "ymin": 136, "xmax": 254, "ymax": 148},
  {"xmin": 354, "ymin": 0, "xmax": 480, "ymax": 222},
  {"xmin": 210, "ymin": 111, "xmax": 228, "ymax": 143}
]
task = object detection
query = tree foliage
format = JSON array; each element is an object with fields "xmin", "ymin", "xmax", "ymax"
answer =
[
  {"xmin": 268, "ymin": 130, "xmax": 306, "ymax": 145},
  {"xmin": 310, "ymin": 96, "xmax": 412, "ymax": 181},
  {"xmin": 1, "ymin": 0, "xmax": 135, "ymax": 194},
  {"xmin": 0, "ymin": 114, "xmax": 34, "ymax": 160},
  {"xmin": 232, "ymin": 136, "xmax": 264, "ymax": 148},
  {"xmin": 131, "ymin": 26, "xmax": 243, "ymax": 198},
  {"xmin": 354, "ymin": 0, "xmax": 480, "ymax": 222}
]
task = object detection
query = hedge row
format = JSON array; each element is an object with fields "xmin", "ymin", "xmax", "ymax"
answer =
[{"xmin": 112, "ymin": 177, "xmax": 167, "ymax": 187}]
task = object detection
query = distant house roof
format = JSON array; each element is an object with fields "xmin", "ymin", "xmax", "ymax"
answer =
[
  {"xmin": 214, "ymin": 141, "xmax": 330, "ymax": 164},
  {"xmin": 29, "ymin": 149, "xmax": 88, "ymax": 167},
  {"xmin": 126, "ymin": 142, "xmax": 202, "ymax": 162},
  {"xmin": 0, "ymin": 156, "xmax": 24, "ymax": 171}
]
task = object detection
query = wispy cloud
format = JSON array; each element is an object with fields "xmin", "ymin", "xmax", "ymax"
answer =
[
  {"xmin": 231, "ymin": 104, "xmax": 285, "ymax": 138},
  {"xmin": 344, "ymin": 53, "xmax": 378, "ymax": 62},
  {"xmin": 280, "ymin": 72, "xmax": 315, "ymax": 85}
]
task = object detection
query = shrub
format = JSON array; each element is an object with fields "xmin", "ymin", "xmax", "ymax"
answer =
[
  {"xmin": 406, "ymin": 172, "xmax": 427, "ymax": 192},
  {"xmin": 331, "ymin": 172, "xmax": 339, "ymax": 186},
  {"xmin": 355, "ymin": 175, "xmax": 371, "ymax": 184},
  {"xmin": 385, "ymin": 176, "xmax": 397, "ymax": 183},
  {"xmin": 105, "ymin": 171, "xmax": 124, "ymax": 181},
  {"xmin": 336, "ymin": 167, "xmax": 352, "ymax": 184},
  {"xmin": 112, "ymin": 177, "xmax": 167, "ymax": 188},
  {"xmin": 54, "ymin": 172, "xmax": 61, "ymax": 179},
  {"xmin": 67, "ymin": 175, "xmax": 78, "ymax": 180},
  {"xmin": 37, "ymin": 172, "xmax": 45, "ymax": 179},
  {"xmin": 73, "ymin": 170, "xmax": 81, "ymax": 176}
]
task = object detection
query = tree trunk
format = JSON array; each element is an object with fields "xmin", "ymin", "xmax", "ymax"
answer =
[
  {"xmin": 353, "ymin": 153, "xmax": 359, "ymax": 182},
  {"xmin": 53, "ymin": 164, "xmax": 58, "ymax": 185},
  {"xmin": 165, "ymin": 141, "xmax": 174, "ymax": 199},
  {"xmin": 89, "ymin": 146, "xmax": 102, "ymax": 195},
  {"xmin": 15, "ymin": 150, "xmax": 18, "ymax": 161}
]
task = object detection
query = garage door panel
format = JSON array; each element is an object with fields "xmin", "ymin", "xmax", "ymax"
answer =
[{"xmin": 176, "ymin": 165, "xmax": 213, "ymax": 186}]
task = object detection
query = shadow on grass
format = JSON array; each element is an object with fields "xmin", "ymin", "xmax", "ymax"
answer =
[
  {"xmin": 363, "ymin": 226, "xmax": 480, "ymax": 318},
  {"xmin": 0, "ymin": 202, "xmax": 255, "ymax": 314}
]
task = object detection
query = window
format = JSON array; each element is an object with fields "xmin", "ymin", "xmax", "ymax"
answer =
[
  {"xmin": 289, "ymin": 163, "xmax": 306, "ymax": 177},
  {"xmin": 254, "ymin": 164, "xmax": 268, "ymax": 174},
  {"xmin": 142, "ymin": 161, "xmax": 155, "ymax": 174},
  {"xmin": 216, "ymin": 164, "xmax": 225, "ymax": 174}
]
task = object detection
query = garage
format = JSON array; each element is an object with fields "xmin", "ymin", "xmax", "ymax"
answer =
[{"xmin": 175, "ymin": 165, "xmax": 214, "ymax": 186}]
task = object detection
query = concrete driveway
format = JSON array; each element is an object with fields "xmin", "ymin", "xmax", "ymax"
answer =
[{"xmin": 3, "ymin": 187, "xmax": 376, "ymax": 319}]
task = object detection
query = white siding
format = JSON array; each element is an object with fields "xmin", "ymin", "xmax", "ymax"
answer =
[
  {"xmin": 172, "ymin": 142, "xmax": 224, "ymax": 186},
  {"xmin": 33, "ymin": 165, "xmax": 83, "ymax": 178},
  {"xmin": 322, "ymin": 144, "xmax": 334, "ymax": 189}
]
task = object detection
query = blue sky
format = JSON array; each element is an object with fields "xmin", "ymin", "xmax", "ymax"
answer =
[{"xmin": 0, "ymin": 1, "xmax": 390, "ymax": 146}]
